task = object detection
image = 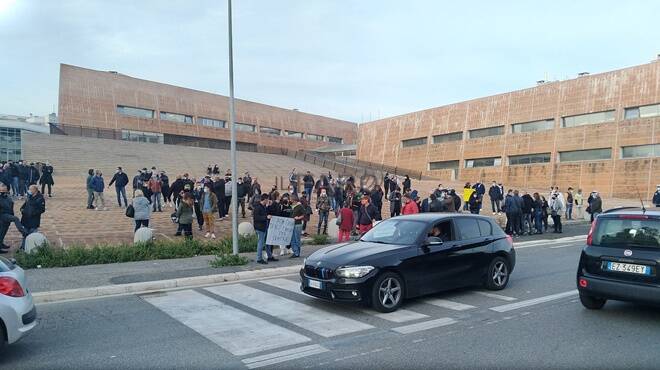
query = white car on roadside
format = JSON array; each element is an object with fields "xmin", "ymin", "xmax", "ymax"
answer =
[{"xmin": 0, "ymin": 256, "xmax": 37, "ymax": 348}]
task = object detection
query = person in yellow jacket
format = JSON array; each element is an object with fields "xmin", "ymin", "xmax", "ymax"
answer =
[{"xmin": 463, "ymin": 182, "xmax": 475, "ymax": 212}]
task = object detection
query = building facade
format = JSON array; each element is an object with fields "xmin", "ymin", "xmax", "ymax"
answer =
[
  {"xmin": 0, "ymin": 114, "xmax": 53, "ymax": 162},
  {"xmin": 58, "ymin": 64, "xmax": 356, "ymax": 152},
  {"xmin": 357, "ymin": 61, "xmax": 660, "ymax": 198}
]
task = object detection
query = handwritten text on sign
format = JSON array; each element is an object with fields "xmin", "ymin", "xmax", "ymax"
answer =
[{"xmin": 266, "ymin": 216, "xmax": 295, "ymax": 245}]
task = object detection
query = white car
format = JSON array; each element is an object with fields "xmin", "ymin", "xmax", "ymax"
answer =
[{"xmin": 0, "ymin": 256, "xmax": 37, "ymax": 348}]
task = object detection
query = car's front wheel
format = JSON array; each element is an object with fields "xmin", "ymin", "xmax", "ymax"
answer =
[
  {"xmin": 579, "ymin": 293, "xmax": 606, "ymax": 310},
  {"xmin": 372, "ymin": 272, "xmax": 404, "ymax": 313},
  {"xmin": 485, "ymin": 256, "xmax": 510, "ymax": 290}
]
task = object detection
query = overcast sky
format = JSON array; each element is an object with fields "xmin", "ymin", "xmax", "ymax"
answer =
[{"xmin": 1, "ymin": 0, "xmax": 659, "ymax": 123}]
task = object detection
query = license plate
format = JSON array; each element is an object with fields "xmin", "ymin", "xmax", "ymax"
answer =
[
  {"xmin": 307, "ymin": 279, "xmax": 322, "ymax": 289},
  {"xmin": 606, "ymin": 262, "xmax": 651, "ymax": 275}
]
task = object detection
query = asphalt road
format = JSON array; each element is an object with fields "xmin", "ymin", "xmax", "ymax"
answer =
[{"xmin": 4, "ymin": 234, "xmax": 660, "ymax": 369}]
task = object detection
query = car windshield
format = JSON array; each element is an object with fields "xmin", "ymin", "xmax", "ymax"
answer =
[
  {"xmin": 360, "ymin": 219, "xmax": 426, "ymax": 245},
  {"xmin": 593, "ymin": 218, "xmax": 660, "ymax": 248}
]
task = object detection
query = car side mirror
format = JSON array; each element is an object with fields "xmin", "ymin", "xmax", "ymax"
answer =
[{"xmin": 425, "ymin": 236, "xmax": 443, "ymax": 246}]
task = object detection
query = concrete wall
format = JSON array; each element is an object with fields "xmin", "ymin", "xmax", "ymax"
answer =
[
  {"xmin": 357, "ymin": 61, "xmax": 660, "ymax": 198},
  {"xmin": 58, "ymin": 64, "xmax": 357, "ymax": 152}
]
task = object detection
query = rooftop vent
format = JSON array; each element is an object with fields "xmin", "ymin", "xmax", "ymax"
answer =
[
  {"xmin": 536, "ymin": 80, "xmax": 546, "ymax": 85},
  {"xmin": 578, "ymin": 72, "xmax": 590, "ymax": 77},
  {"xmin": 108, "ymin": 71, "xmax": 118, "ymax": 74}
]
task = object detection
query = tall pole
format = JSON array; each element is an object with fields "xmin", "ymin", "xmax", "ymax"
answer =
[{"xmin": 228, "ymin": 0, "xmax": 239, "ymax": 255}]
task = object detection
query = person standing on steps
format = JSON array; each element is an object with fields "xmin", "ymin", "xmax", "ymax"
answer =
[
  {"xmin": 160, "ymin": 171, "xmax": 172, "ymax": 208},
  {"xmin": 289, "ymin": 196, "xmax": 305, "ymax": 258},
  {"xmin": 176, "ymin": 192, "xmax": 194, "ymax": 239},
  {"xmin": 488, "ymin": 180, "xmax": 502, "ymax": 214},
  {"xmin": 574, "ymin": 188, "xmax": 584, "ymax": 220},
  {"xmin": 91, "ymin": 170, "xmax": 107, "ymax": 211},
  {"xmin": 316, "ymin": 189, "xmax": 331, "ymax": 235},
  {"xmin": 86, "ymin": 168, "xmax": 95, "ymax": 210},
  {"xmin": 39, "ymin": 161, "xmax": 54, "ymax": 197},
  {"xmin": 303, "ymin": 171, "xmax": 314, "ymax": 201},
  {"xmin": 108, "ymin": 167, "xmax": 129, "ymax": 208},
  {"xmin": 200, "ymin": 183, "xmax": 218, "ymax": 239},
  {"xmin": 254, "ymin": 194, "xmax": 272, "ymax": 264},
  {"xmin": 0, "ymin": 184, "xmax": 29, "ymax": 254},
  {"xmin": 148, "ymin": 175, "xmax": 163, "ymax": 212},
  {"xmin": 131, "ymin": 190, "xmax": 151, "ymax": 232}
]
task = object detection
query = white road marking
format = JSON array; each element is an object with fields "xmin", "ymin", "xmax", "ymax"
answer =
[
  {"xmin": 473, "ymin": 291, "xmax": 518, "ymax": 301},
  {"xmin": 260, "ymin": 278, "xmax": 429, "ymax": 323},
  {"xmin": 423, "ymin": 298, "xmax": 476, "ymax": 311},
  {"xmin": 392, "ymin": 318, "xmax": 457, "ymax": 334},
  {"xmin": 143, "ymin": 290, "xmax": 310, "ymax": 356},
  {"xmin": 514, "ymin": 235, "xmax": 585, "ymax": 247},
  {"xmin": 206, "ymin": 284, "xmax": 374, "ymax": 337},
  {"xmin": 242, "ymin": 344, "xmax": 329, "ymax": 369},
  {"xmin": 489, "ymin": 290, "xmax": 578, "ymax": 312},
  {"xmin": 550, "ymin": 244, "xmax": 582, "ymax": 249}
]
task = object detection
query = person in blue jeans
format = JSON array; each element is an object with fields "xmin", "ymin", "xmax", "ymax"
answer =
[
  {"xmin": 532, "ymin": 192, "xmax": 543, "ymax": 234},
  {"xmin": 289, "ymin": 196, "xmax": 305, "ymax": 258},
  {"xmin": 253, "ymin": 194, "xmax": 273, "ymax": 264}
]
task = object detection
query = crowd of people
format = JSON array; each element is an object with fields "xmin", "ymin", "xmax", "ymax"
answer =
[{"xmin": 0, "ymin": 160, "xmax": 55, "ymax": 199}]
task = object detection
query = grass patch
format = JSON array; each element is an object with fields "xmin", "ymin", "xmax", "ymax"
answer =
[
  {"xmin": 308, "ymin": 233, "xmax": 330, "ymax": 245},
  {"xmin": 209, "ymin": 253, "xmax": 249, "ymax": 267},
  {"xmin": 14, "ymin": 234, "xmax": 259, "ymax": 269}
]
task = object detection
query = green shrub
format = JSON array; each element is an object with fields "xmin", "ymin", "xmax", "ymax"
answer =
[
  {"xmin": 308, "ymin": 233, "xmax": 330, "ymax": 245},
  {"xmin": 209, "ymin": 253, "xmax": 249, "ymax": 267},
  {"xmin": 13, "ymin": 235, "xmax": 254, "ymax": 269}
]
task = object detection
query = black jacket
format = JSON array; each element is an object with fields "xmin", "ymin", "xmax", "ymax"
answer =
[
  {"xmin": 109, "ymin": 172, "xmax": 129, "ymax": 188},
  {"xmin": 213, "ymin": 179, "xmax": 225, "ymax": 198},
  {"xmin": 654, "ymin": 191, "xmax": 660, "ymax": 205},
  {"xmin": 522, "ymin": 194, "xmax": 533, "ymax": 213},
  {"xmin": 253, "ymin": 203, "xmax": 268, "ymax": 232},
  {"xmin": 488, "ymin": 185, "xmax": 502, "ymax": 200},
  {"xmin": 18, "ymin": 164, "xmax": 29, "ymax": 181},
  {"xmin": 357, "ymin": 204, "xmax": 378, "ymax": 225},
  {"xmin": 40, "ymin": 165, "xmax": 54, "ymax": 185},
  {"xmin": 28, "ymin": 166, "xmax": 40, "ymax": 185},
  {"xmin": 0, "ymin": 193, "xmax": 14, "ymax": 216},
  {"xmin": 429, "ymin": 199, "xmax": 443, "ymax": 212},
  {"xmin": 21, "ymin": 192, "xmax": 46, "ymax": 229},
  {"xmin": 237, "ymin": 182, "xmax": 249, "ymax": 198}
]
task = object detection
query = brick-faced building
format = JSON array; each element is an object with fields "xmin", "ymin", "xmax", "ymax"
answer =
[
  {"xmin": 357, "ymin": 60, "xmax": 660, "ymax": 198},
  {"xmin": 58, "ymin": 64, "xmax": 356, "ymax": 152}
]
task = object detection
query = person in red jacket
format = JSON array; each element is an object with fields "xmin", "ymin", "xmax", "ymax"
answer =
[
  {"xmin": 402, "ymin": 194, "xmax": 420, "ymax": 215},
  {"xmin": 337, "ymin": 201, "xmax": 354, "ymax": 242}
]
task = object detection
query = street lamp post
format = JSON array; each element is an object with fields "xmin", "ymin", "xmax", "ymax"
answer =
[{"xmin": 227, "ymin": 0, "xmax": 239, "ymax": 255}]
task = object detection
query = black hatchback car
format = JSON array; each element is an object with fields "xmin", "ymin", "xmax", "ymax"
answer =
[
  {"xmin": 577, "ymin": 207, "xmax": 660, "ymax": 309},
  {"xmin": 300, "ymin": 214, "xmax": 516, "ymax": 312}
]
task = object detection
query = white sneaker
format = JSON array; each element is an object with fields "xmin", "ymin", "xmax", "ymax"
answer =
[
  {"xmin": 211, "ymin": 233, "xmax": 216, "ymax": 239},
  {"xmin": 279, "ymin": 248, "xmax": 285, "ymax": 256},
  {"xmin": 205, "ymin": 232, "xmax": 210, "ymax": 238},
  {"xmin": 96, "ymin": 207, "xmax": 102, "ymax": 211},
  {"xmin": 493, "ymin": 212, "xmax": 496, "ymax": 215}
]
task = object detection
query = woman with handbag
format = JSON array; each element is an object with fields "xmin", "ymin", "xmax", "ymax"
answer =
[{"xmin": 131, "ymin": 190, "xmax": 151, "ymax": 232}]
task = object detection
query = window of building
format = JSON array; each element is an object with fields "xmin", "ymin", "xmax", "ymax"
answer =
[
  {"xmin": 159, "ymin": 111, "xmax": 193, "ymax": 124},
  {"xmin": 429, "ymin": 160, "xmax": 459, "ymax": 170},
  {"xmin": 116, "ymin": 105, "xmax": 154, "ymax": 119},
  {"xmin": 234, "ymin": 123, "xmax": 256, "ymax": 132},
  {"xmin": 286, "ymin": 130, "xmax": 304, "ymax": 138},
  {"xmin": 0, "ymin": 127, "xmax": 22, "ymax": 161},
  {"xmin": 468, "ymin": 126, "xmax": 504, "ymax": 139},
  {"xmin": 624, "ymin": 103, "xmax": 660, "ymax": 120},
  {"xmin": 401, "ymin": 137, "xmax": 427, "ymax": 148},
  {"xmin": 307, "ymin": 133, "xmax": 324, "ymax": 141},
  {"xmin": 508, "ymin": 153, "xmax": 551, "ymax": 165},
  {"xmin": 558, "ymin": 148, "xmax": 612, "ymax": 162},
  {"xmin": 512, "ymin": 119, "xmax": 555, "ymax": 133},
  {"xmin": 198, "ymin": 117, "xmax": 225, "ymax": 128},
  {"xmin": 121, "ymin": 130, "xmax": 164, "ymax": 144},
  {"xmin": 621, "ymin": 144, "xmax": 660, "ymax": 159},
  {"xmin": 465, "ymin": 157, "xmax": 501, "ymax": 168},
  {"xmin": 259, "ymin": 127, "xmax": 281, "ymax": 136},
  {"xmin": 562, "ymin": 110, "xmax": 615, "ymax": 128},
  {"xmin": 432, "ymin": 131, "xmax": 463, "ymax": 144},
  {"xmin": 327, "ymin": 136, "xmax": 343, "ymax": 144}
]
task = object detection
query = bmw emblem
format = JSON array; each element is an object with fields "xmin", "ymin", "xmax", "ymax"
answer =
[{"xmin": 624, "ymin": 249, "xmax": 633, "ymax": 257}]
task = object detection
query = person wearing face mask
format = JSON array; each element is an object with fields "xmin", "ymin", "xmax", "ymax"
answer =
[
  {"xmin": 236, "ymin": 177, "xmax": 248, "ymax": 218},
  {"xmin": 316, "ymin": 189, "xmax": 331, "ymax": 235},
  {"xmin": 653, "ymin": 185, "xmax": 660, "ymax": 207},
  {"xmin": 0, "ymin": 184, "xmax": 29, "ymax": 253},
  {"xmin": 39, "ymin": 161, "xmax": 55, "ymax": 198},
  {"xmin": 19, "ymin": 185, "xmax": 46, "ymax": 250},
  {"xmin": 200, "ymin": 184, "xmax": 218, "ymax": 239},
  {"xmin": 192, "ymin": 183, "xmax": 205, "ymax": 231},
  {"xmin": 91, "ymin": 170, "xmax": 108, "ymax": 211},
  {"xmin": 108, "ymin": 166, "xmax": 129, "ymax": 208},
  {"xmin": 488, "ymin": 180, "xmax": 502, "ymax": 215}
]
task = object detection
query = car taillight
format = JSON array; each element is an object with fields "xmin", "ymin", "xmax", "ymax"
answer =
[
  {"xmin": 586, "ymin": 220, "xmax": 597, "ymax": 246},
  {"xmin": 618, "ymin": 215, "xmax": 649, "ymax": 220},
  {"xmin": 506, "ymin": 235, "xmax": 513, "ymax": 246},
  {"xmin": 0, "ymin": 276, "xmax": 25, "ymax": 297},
  {"xmin": 579, "ymin": 278, "xmax": 588, "ymax": 288}
]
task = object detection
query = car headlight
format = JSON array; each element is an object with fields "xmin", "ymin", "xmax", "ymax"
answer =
[{"xmin": 335, "ymin": 266, "xmax": 375, "ymax": 278}]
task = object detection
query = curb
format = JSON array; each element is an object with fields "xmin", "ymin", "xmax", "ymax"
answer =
[{"xmin": 33, "ymin": 264, "xmax": 303, "ymax": 304}]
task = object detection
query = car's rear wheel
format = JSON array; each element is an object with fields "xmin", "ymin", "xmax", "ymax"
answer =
[
  {"xmin": 372, "ymin": 272, "xmax": 404, "ymax": 313},
  {"xmin": 579, "ymin": 293, "xmax": 606, "ymax": 310},
  {"xmin": 485, "ymin": 256, "xmax": 510, "ymax": 290}
]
